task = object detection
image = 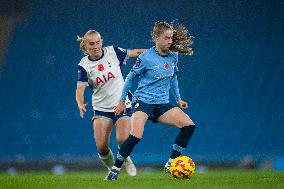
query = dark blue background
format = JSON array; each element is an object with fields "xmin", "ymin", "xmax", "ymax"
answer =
[{"xmin": 0, "ymin": 0, "xmax": 283, "ymax": 164}]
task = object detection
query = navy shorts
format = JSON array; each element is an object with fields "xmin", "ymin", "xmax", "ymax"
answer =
[
  {"xmin": 132, "ymin": 100, "xmax": 177, "ymax": 123},
  {"xmin": 92, "ymin": 108, "xmax": 132, "ymax": 125}
]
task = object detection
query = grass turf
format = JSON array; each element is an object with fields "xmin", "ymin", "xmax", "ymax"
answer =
[{"xmin": 0, "ymin": 170, "xmax": 283, "ymax": 189}]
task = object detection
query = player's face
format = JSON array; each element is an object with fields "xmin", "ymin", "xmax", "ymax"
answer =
[
  {"xmin": 155, "ymin": 29, "xmax": 173, "ymax": 54},
  {"xmin": 85, "ymin": 33, "xmax": 103, "ymax": 60}
]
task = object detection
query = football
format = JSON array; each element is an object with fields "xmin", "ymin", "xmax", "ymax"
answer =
[{"xmin": 170, "ymin": 156, "xmax": 195, "ymax": 179}]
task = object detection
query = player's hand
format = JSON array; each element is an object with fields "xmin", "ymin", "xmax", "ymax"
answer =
[
  {"xmin": 78, "ymin": 103, "xmax": 88, "ymax": 118},
  {"xmin": 177, "ymin": 99, "xmax": 188, "ymax": 109},
  {"xmin": 114, "ymin": 100, "xmax": 126, "ymax": 116}
]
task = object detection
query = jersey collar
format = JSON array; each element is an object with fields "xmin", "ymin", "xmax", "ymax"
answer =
[{"xmin": 153, "ymin": 46, "xmax": 169, "ymax": 57}]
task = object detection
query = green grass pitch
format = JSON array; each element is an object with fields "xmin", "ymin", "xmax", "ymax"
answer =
[{"xmin": 0, "ymin": 170, "xmax": 283, "ymax": 189}]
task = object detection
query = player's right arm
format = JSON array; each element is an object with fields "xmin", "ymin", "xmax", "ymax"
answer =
[
  {"xmin": 76, "ymin": 65, "xmax": 88, "ymax": 118},
  {"xmin": 76, "ymin": 84, "xmax": 87, "ymax": 118}
]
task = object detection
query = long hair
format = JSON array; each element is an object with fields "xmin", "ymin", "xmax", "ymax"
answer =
[
  {"xmin": 151, "ymin": 21, "xmax": 194, "ymax": 55},
  {"xmin": 76, "ymin": 30, "xmax": 101, "ymax": 55}
]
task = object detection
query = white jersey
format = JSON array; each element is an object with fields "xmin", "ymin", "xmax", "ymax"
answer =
[{"xmin": 77, "ymin": 46, "xmax": 131, "ymax": 112}]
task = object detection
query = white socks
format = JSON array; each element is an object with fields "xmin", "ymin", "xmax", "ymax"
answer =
[{"xmin": 98, "ymin": 149, "xmax": 114, "ymax": 170}]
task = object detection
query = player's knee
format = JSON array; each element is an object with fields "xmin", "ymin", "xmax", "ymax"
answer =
[
  {"xmin": 130, "ymin": 130, "xmax": 143, "ymax": 139},
  {"xmin": 130, "ymin": 126, "xmax": 144, "ymax": 139},
  {"xmin": 180, "ymin": 124, "xmax": 196, "ymax": 130},
  {"xmin": 116, "ymin": 129, "xmax": 130, "ymax": 145},
  {"xmin": 116, "ymin": 136, "xmax": 126, "ymax": 146},
  {"xmin": 179, "ymin": 114, "xmax": 194, "ymax": 127},
  {"xmin": 180, "ymin": 121, "xmax": 195, "ymax": 128}
]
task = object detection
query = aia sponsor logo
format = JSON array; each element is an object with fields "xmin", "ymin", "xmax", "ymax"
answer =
[
  {"xmin": 96, "ymin": 72, "xmax": 115, "ymax": 85},
  {"xmin": 98, "ymin": 64, "xmax": 104, "ymax": 71}
]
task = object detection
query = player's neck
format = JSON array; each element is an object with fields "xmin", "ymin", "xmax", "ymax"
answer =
[
  {"xmin": 155, "ymin": 46, "xmax": 169, "ymax": 57},
  {"xmin": 89, "ymin": 50, "xmax": 104, "ymax": 61}
]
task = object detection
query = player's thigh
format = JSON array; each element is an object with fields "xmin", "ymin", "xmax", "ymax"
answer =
[
  {"xmin": 130, "ymin": 111, "xmax": 149, "ymax": 139},
  {"xmin": 93, "ymin": 118, "xmax": 113, "ymax": 148},
  {"xmin": 115, "ymin": 118, "xmax": 130, "ymax": 145},
  {"xmin": 157, "ymin": 107, "xmax": 194, "ymax": 128}
]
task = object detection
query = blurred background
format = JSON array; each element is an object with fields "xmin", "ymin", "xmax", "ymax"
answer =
[{"xmin": 0, "ymin": 0, "xmax": 283, "ymax": 172}]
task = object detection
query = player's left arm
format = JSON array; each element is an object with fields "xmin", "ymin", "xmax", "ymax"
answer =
[
  {"xmin": 127, "ymin": 49, "xmax": 146, "ymax": 58},
  {"xmin": 114, "ymin": 71, "xmax": 137, "ymax": 116},
  {"xmin": 170, "ymin": 53, "xmax": 188, "ymax": 109},
  {"xmin": 171, "ymin": 75, "xmax": 188, "ymax": 110}
]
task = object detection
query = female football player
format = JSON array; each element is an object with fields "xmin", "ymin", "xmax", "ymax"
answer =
[
  {"xmin": 106, "ymin": 21, "xmax": 195, "ymax": 180},
  {"xmin": 76, "ymin": 30, "xmax": 145, "ymax": 176}
]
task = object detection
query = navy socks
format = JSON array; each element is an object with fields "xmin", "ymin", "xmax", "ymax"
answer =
[
  {"xmin": 114, "ymin": 134, "xmax": 141, "ymax": 168},
  {"xmin": 170, "ymin": 125, "xmax": 195, "ymax": 159}
]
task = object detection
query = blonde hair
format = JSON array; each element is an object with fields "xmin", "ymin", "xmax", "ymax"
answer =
[
  {"xmin": 76, "ymin": 30, "xmax": 101, "ymax": 55},
  {"xmin": 151, "ymin": 21, "xmax": 194, "ymax": 55}
]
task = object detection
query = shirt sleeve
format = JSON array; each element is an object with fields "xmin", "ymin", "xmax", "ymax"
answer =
[
  {"xmin": 131, "ymin": 57, "xmax": 147, "ymax": 75},
  {"xmin": 113, "ymin": 46, "xmax": 129, "ymax": 65},
  {"xmin": 121, "ymin": 71, "xmax": 137, "ymax": 101},
  {"xmin": 77, "ymin": 65, "xmax": 88, "ymax": 85},
  {"xmin": 170, "ymin": 74, "xmax": 181, "ymax": 101},
  {"xmin": 170, "ymin": 53, "xmax": 181, "ymax": 100}
]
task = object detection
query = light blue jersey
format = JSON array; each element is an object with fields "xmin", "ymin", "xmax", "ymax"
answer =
[{"xmin": 121, "ymin": 46, "xmax": 181, "ymax": 104}]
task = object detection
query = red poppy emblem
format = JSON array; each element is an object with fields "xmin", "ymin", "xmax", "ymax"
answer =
[
  {"xmin": 98, "ymin": 64, "xmax": 104, "ymax": 71},
  {"xmin": 164, "ymin": 63, "xmax": 169, "ymax": 69}
]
